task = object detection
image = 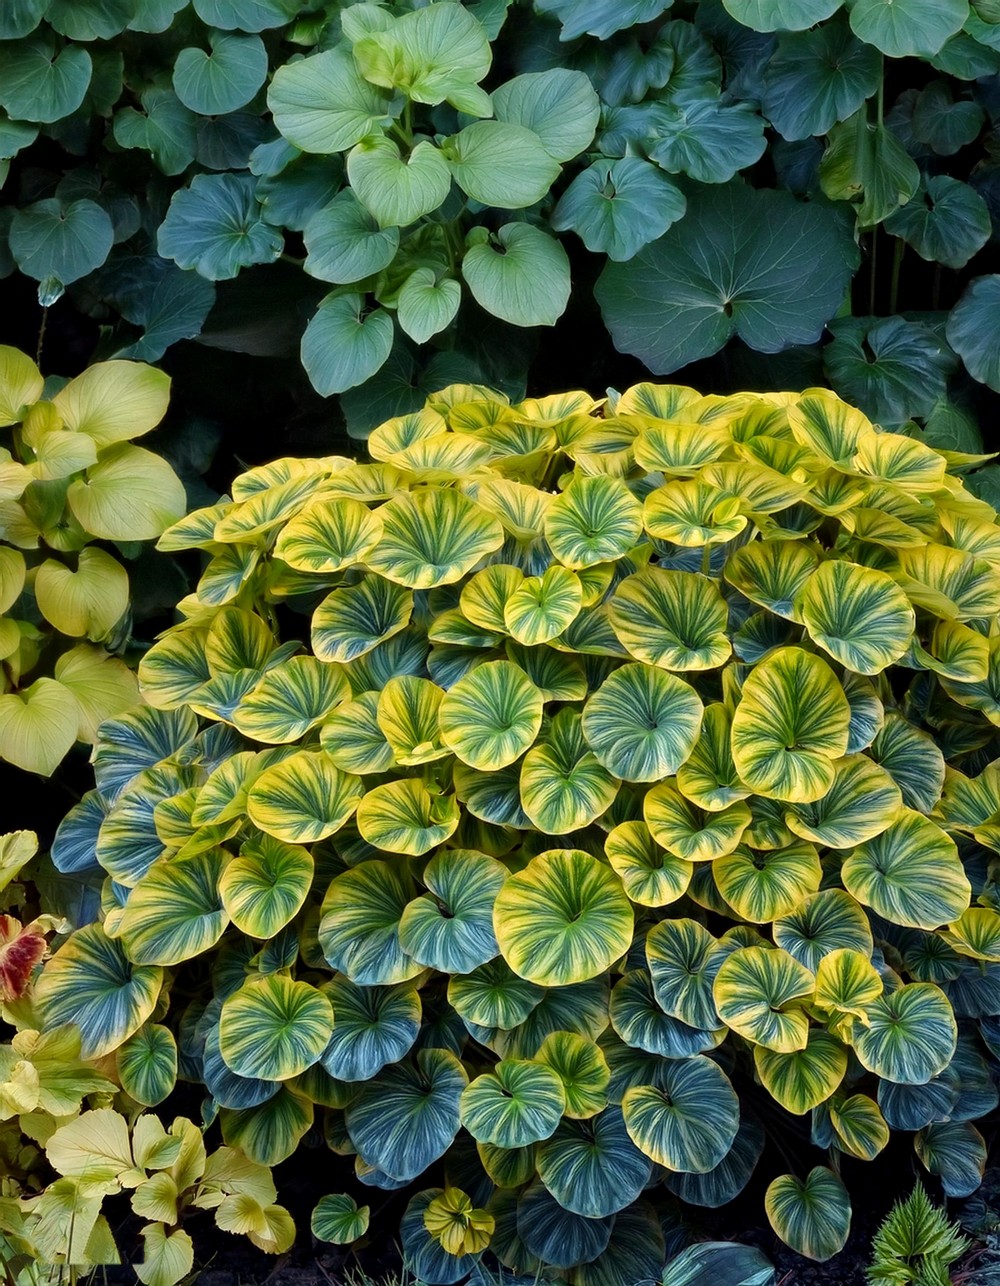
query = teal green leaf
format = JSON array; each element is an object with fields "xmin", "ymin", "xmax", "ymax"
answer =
[
  {"xmin": 868, "ymin": 713, "xmax": 945, "ymax": 813},
  {"xmin": 113, "ymin": 88, "xmax": 198, "ymax": 175},
  {"xmin": 92, "ymin": 706, "xmax": 198, "ymax": 802},
  {"xmin": 267, "ymin": 48, "xmax": 392, "ymax": 153},
  {"xmin": 596, "ymin": 182, "xmax": 857, "ymax": 374},
  {"xmin": 193, "ymin": 0, "xmax": 298, "ymax": 30},
  {"xmin": 319, "ymin": 860, "xmax": 422, "ymax": 986},
  {"xmin": 119, "ymin": 848, "xmax": 229, "ymax": 966},
  {"xmin": 821, "ymin": 111, "xmax": 921, "ymax": 227},
  {"xmin": 461, "ymin": 1059, "xmax": 566, "ymax": 1147},
  {"xmin": 609, "ymin": 567, "xmax": 731, "ymax": 670},
  {"xmin": 319, "ymin": 977, "xmax": 420, "ymax": 1082},
  {"xmin": 848, "ymin": 0, "xmax": 968, "ymax": 58},
  {"xmin": 304, "ymin": 191, "xmax": 399, "ymax": 285},
  {"xmin": 644, "ymin": 781, "xmax": 751, "ymax": 863},
  {"xmin": 535, "ymin": 0, "xmax": 673, "ymax": 40},
  {"xmin": 491, "ymin": 69, "xmax": 600, "ymax": 163},
  {"xmin": 116, "ymin": 1025, "xmax": 177, "ymax": 1107},
  {"xmin": 915, "ymin": 1120, "xmax": 987, "ymax": 1198},
  {"xmin": 301, "ymin": 291, "xmax": 394, "ymax": 396},
  {"xmin": 321, "ymin": 691, "xmax": 394, "ymax": 775},
  {"xmin": 516, "ymin": 1181, "xmax": 612, "ymax": 1269},
  {"xmin": 762, "ymin": 17, "xmax": 881, "ymax": 140},
  {"xmin": 947, "ymin": 275, "xmax": 1000, "ymax": 392},
  {"xmin": 462, "ymin": 224, "xmax": 571, "ymax": 328},
  {"xmin": 649, "ymin": 99, "xmax": 766, "ymax": 185},
  {"xmin": 610, "ymin": 969, "xmax": 725, "ymax": 1059},
  {"xmin": 886, "ymin": 176, "xmax": 991, "ymax": 270},
  {"xmin": 345, "ymin": 1049, "xmax": 467, "ymax": 1182},
  {"xmin": 247, "ymin": 750, "xmax": 363, "ymax": 844},
  {"xmin": 35, "ymin": 923, "xmax": 163, "ymax": 1059},
  {"xmin": 398, "ymin": 849, "xmax": 506, "ymax": 973},
  {"xmin": 551, "ymin": 157, "xmax": 687, "ymax": 263},
  {"xmin": 401, "ymin": 1188, "xmax": 484, "ymax": 1282},
  {"xmin": 783, "ymin": 753, "xmax": 902, "ymax": 849},
  {"xmin": 646, "ymin": 917, "xmax": 726, "ymax": 1030},
  {"xmin": 622, "ymin": 1055, "xmax": 739, "ymax": 1172},
  {"xmin": 10, "ymin": 199, "xmax": 113, "ymax": 289},
  {"xmin": 772, "ymin": 889, "xmax": 872, "ymax": 973},
  {"xmin": 97, "ymin": 762, "xmax": 201, "ymax": 886},
  {"xmin": 347, "ymin": 137, "xmax": 451, "ymax": 228},
  {"xmin": 713, "ymin": 946, "xmax": 814, "ymax": 1052},
  {"xmin": 765, "ymin": 1167, "xmax": 850, "ymax": 1262},
  {"xmin": 173, "ymin": 33, "xmax": 267, "ymax": 116},
  {"xmin": 664, "ymin": 1116, "xmax": 766, "ymax": 1211},
  {"xmin": 443, "ymin": 121, "xmax": 560, "ymax": 208},
  {"xmin": 0, "ymin": 33, "xmax": 92, "ymax": 124},
  {"xmin": 536, "ymin": 1107, "xmax": 652, "ymax": 1218},
  {"xmin": 723, "ymin": 0, "xmax": 841, "ymax": 29},
  {"xmin": 0, "ymin": 0, "xmax": 47, "ymax": 39},
  {"xmin": 823, "ymin": 316, "xmax": 954, "ymax": 424},
  {"xmin": 220, "ymin": 975, "xmax": 332, "ymax": 1081},
  {"xmin": 158, "ymin": 173, "xmax": 282, "ymax": 280},
  {"xmin": 853, "ymin": 983, "xmax": 957, "ymax": 1084},
  {"xmin": 219, "ymin": 1085, "xmax": 313, "ymax": 1166},
  {"xmin": 582, "ymin": 662, "xmax": 703, "ymax": 782}
]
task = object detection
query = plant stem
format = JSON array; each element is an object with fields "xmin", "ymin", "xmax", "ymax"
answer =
[
  {"xmin": 889, "ymin": 236, "xmax": 904, "ymax": 315},
  {"xmin": 869, "ymin": 226, "xmax": 877, "ymax": 317},
  {"xmin": 35, "ymin": 306, "xmax": 48, "ymax": 367}
]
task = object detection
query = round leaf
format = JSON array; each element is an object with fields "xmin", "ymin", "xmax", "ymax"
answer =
[
  {"xmin": 247, "ymin": 750, "xmax": 363, "ymax": 843},
  {"xmin": 765, "ymin": 1167, "xmax": 851, "ymax": 1262},
  {"xmin": 536, "ymin": 1107, "xmax": 652, "ymax": 1218},
  {"xmin": 461, "ymin": 1059, "xmax": 566, "ymax": 1148},
  {"xmin": 621, "ymin": 1055, "xmax": 739, "ymax": 1173},
  {"xmin": 853, "ymin": 983, "xmax": 957, "ymax": 1084},
  {"xmin": 219, "ymin": 833, "xmax": 313, "ymax": 938},
  {"xmin": 462, "ymin": 223, "xmax": 571, "ymax": 328},
  {"xmin": 220, "ymin": 975, "xmax": 333, "ymax": 1081}
]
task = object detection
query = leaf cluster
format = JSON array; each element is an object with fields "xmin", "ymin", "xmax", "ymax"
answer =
[
  {"xmin": 23, "ymin": 383, "xmax": 1000, "ymax": 1278},
  {"xmin": 0, "ymin": 0, "xmax": 999, "ymax": 448},
  {"xmin": 0, "ymin": 348, "xmax": 187, "ymax": 775}
]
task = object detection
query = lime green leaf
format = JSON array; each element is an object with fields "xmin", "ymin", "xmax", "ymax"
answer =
[
  {"xmin": 605, "ymin": 820, "xmax": 692, "ymax": 907},
  {"xmin": 345, "ymin": 1049, "xmax": 467, "ymax": 1182},
  {"xmin": 219, "ymin": 1086, "xmax": 313, "ymax": 1166},
  {"xmin": 220, "ymin": 975, "xmax": 332, "ymax": 1082},
  {"xmin": 319, "ymin": 859, "xmax": 422, "ymax": 986},
  {"xmin": 367, "ymin": 488, "xmax": 503, "ymax": 588},
  {"xmin": 731, "ymin": 647, "xmax": 851, "ymax": 803},
  {"xmin": 0, "ymin": 346, "xmax": 43, "ymax": 426},
  {"xmin": 52, "ymin": 361, "xmax": 169, "ymax": 448},
  {"xmin": 439, "ymin": 659, "xmax": 543, "ymax": 770},
  {"xmin": 828, "ymin": 1093, "xmax": 889, "ymax": 1161},
  {"xmin": 797, "ymin": 559, "xmax": 916, "ymax": 674},
  {"xmin": 303, "ymin": 191, "xmax": 399, "ymax": 284},
  {"xmin": 462, "ymin": 223, "xmax": 571, "ymax": 328},
  {"xmin": 247, "ymin": 750, "xmax": 364, "ymax": 843},
  {"xmin": 713, "ymin": 946, "xmax": 814, "ymax": 1051},
  {"xmin": 535, "ymin": 1030, "xmax": 609, "ymax": 1120},
  {"xmin": 312, "ymin": 574, "xmax": 413, "ymax": 663},
  {"xmin": 609, "ymin": 567, "xmax": 731, "ymax": 670},
  {"xmin": 267, "ymin": 48, "xmax": 392, "ymax": 154},
  {"xmin": 312, "ymin": 1194, "xmax": 369, "ymax": 1245},
  {"xmin": 0, "ymin": 677, "xmax": 80, "ymax": 776},
  {"xmin": 545, "ymin": 475, "xmax": 643, "ymax": 570},
  {"xmin": 67, "ymin": 444, "xmax": 185, "ymax": 540},
  {"xmin": 714, "ymin": 840, "xmax": 822, "ymax": 922},
  {"xmin": 443, "ymin": 121, "xmax": 559, "ymax": 208},
  {"xmin": 820, "ymin": 112, "xmax": 920, "ymax": 227},
  {"xmin": 675, "ymin": 703, "xmax": 749, "ymax": 813},
  {"xmin": 493, "ymin": 849, "xmax": 633, "ymax": 986},
  {"xmin": 814, "ymin": 947, "xmax": 883, "ymax": 1019},
  {"xmin": 46, "ymin": 1107, "xmax": 133, "ymax": 1188},
  {"xmin": 754, "ymin": 1030, "xmax": 848, "ymax": 1115},
  {"xmin": 320, "ymin": 691, "xmax": 393, "ymax": 775},
  {"xmin": 492, "ymin": 69, "xmax": 600, "ymax": 163},
  {"xmin": 34, "ymin": 548, "xmax": 129, "ymax": 640},
  {"xmin": 724, "ymin": 539, "xmax": 819, "ymax": 621},
  {"xmin": 853, "ymin": 983, "xmax": 957, "ymax": 1084},
  {"xmin": 347, "ymin": 136, "xmax": 451, "ymax": 228},
  {"xmin": 119, "ymin": 848, "xmax": 229, "ymax": 966},
  {"xmin": 622, "ymin": 1055, "xmax": 739, "ymax": 1173},
  {"xmin": 520, "ymin": 713, "xmax": 619, "ymax": 834},
  {"xmin": 352, "ymin": 3, "xmax": 491, "ymax": 112},
  {"xmin": 645, "ymin": 781, "xmax": 751, "ymax": 863},
  {"xmin": 461, "ymin": 1059, "xmax": 566, "ymax": 1147},
  {"xmin": 219, "ymin": 833, "xmax": 312, "ymax": 939},
  {"xmin": 275, "ymin": 497, "xmax": 382, "ymax": 574},
  {"xmin": 784, "ymin": 753, "xmax": 903, "ymax": 849},
  {"xmin": 841, "ymin": 809, "xmax": 971, "ymax": 929},
  {"xmin": 35, "ymin": 923, "xmax": 162, "ymax": 1059},
  {"xmin": 376, "ymin": 674, "xmax": 447, "ymax": 765},
  {"xmin": 356, "ymin": 776, "xmax": 459, "ymax": 855},
  {"xmin": 504, "ymin": 566, "xmax": 582, "ymax": 646},
  {"xmin": 582, "ymin": 662, "xmax": 703, "ymax": 783},
  {"xmin": 173, "ymin": 33, "xmax": 267, "ymax": 116},
  {"xmin": 765, "ymin": 1167, "xmax": 850, "ymax": 1261},
  {"xmin": 233, "ymin": 656, "xmax": 348, "ymax": 744}
]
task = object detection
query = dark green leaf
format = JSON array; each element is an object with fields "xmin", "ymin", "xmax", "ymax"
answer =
[
  {"xmin": 885, "ymin": 176, "xmax": 991, "ymax": 269},
  {"xmin": 947, "ymin": 275, "xmax": 1000, "ymax": 391},
  {"xmin": 823, "ymin": 316, "xmax": 956, "ymax": 424},
  {"xmin": 157, "ymin": 173, "xmax": 283, "ymax": 280},
  {"xmin": 0, "ymin": 33, "xmax": 92, "ymax": 124},
  {"xmin": 300, "ymin": 291, "xmax": 394, "ymax": 396},
  {"xmin": 173, "ymin": 32, "xmax": 268, "ymax": 116},
  {"xmin": 762, "ymin": 16, "xmax": 882, "ymax": 141},
  {"xmin": 552, "ymin": 157, "xmax": 687, "ymax": 262},
  {"xmin": 595, "ymin": 181, "xmax": 858, "ymax": 373}
]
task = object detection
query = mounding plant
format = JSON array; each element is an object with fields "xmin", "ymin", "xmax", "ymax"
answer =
[
  {"xmin": 866, "ymin": 1184, "xmax": 969, "ymax": 1286},
  {"xmin": 0, "ymin": 347, "xmax": 186, "ymax": 775},
  {"xmin": 29, "ymin": 380, "xmax": 1000, "ymax": 1279}
]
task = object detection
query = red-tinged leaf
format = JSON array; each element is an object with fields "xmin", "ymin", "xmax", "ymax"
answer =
[{"xmin": 0, "ymin": 915, "xmax": 48, "ymax": 1000}]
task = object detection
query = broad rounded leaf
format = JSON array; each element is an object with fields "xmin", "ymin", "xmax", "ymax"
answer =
[
  {"xmin": 754, "ymin": 1030, "xmax": 848, "ymax": 1114},
  {"xmin": 605, "ymin": 821, "xmax": 692, "ymax": 907},
  {"xmin": 355, "ymin": 777, "xmax": 460, "ymax": 855},
  {"xmin": 267, "ymin": 48, "xmax": 391, "ymax": 154},
  {"xmin": 173, "ymin": 33, "xmax": 267, "ymax": 116},
  {"xmin": 312, "ymin": 1194, "xmax": 369, "ymax": 1245},
  {"xmin": 439, "ymin": 660, "xmax": 543, "ymax": 770},
  {"xmin": 853, "ymin": 983, "xmax": 957, "ymax": 1084},
  {"xmin": 493, "ymin": 849, "xmax": 633, "ymax": 986},
  {"xmin": 220, "ymin": 975, "xmax": 333, "ymax": 1081},
  {"xmin": 219, "ymin": 833, "xmax": 313, "ymax": 939},
  {"xmin": 596, "ymin": 182, "xmax": 858, "ymax": 374},
  {"xmin": 158, "ymin": 173, "xmax": 282, "ymax": 280},
  {"xmin": 796, "ymin": 559, "xmax": 915, "ymax": 674},
  {"xmin": 462, "ymin": 223, "xmax": 571, "ymax": 328},
  {"xmin": 119, "ymin": 848, "xmax": 229, "ymax": 966},
  {"xmin": 622, "ymin": 1055, "xmax": 739, "ymax": 1173},
  {"xmin": 366, "ymin": 488, "xmax": 504, "ymax": 588},
  {"xmin": 319, "ymin": 977, "xmax": 420, "ymax": 1082},
  {"xmin": 67, "ymin": 444, "xmax": 186, "ymax": 540},
  {"xmin": 319, "ymin": 860, "xmax": 422, "ymax": 986},
  {"xmin": 300, "ymin": 292, "xmax": 393, "ymax": 397},
  {"xmin": 10, "ymin": 198, "xmax": 113, "ymax": 288},
  {"xmin": 783, "ymin": 753, "xmax": 903, "ymax": 849},
  {"xmin": 848, "ymin": 0, "xmax": 967, "ymax": 58},
  {"xmin": 609, "ymin": 568, "xmax": 731, "ymax": 670},
  {"xmin": 247, "ymin": 750, "xmax": 363, "ymax": 843},
  {"xmin": 581, "ymin": 663, "xmax": 703, "ymax": 783},
  {"xmin": 116, "ymin": 1025, "xmax": 178, "ymax": 1107},
  {"xmin": 461, "ymin": 1059, "xmax": 566, "ymax": 1147},
  {"xmin": 713, "ymin": 946, "xmax": 814, "ymax": 1051},
  {"xmin": 765, "ymin": 1167, "xmax": 851, "ymax": 1262},
  {"xmin": 947, "ymin": 276, "xmax": 1000, "ymax": 393},
  {"xmin": 545, "ymin": 476, "xmax": 643, "ymax": 570},
  {"xmin": 536, "ymin": 1107, "xmax": 652, "ymax": 1218},
  {"xmin": 398, "ymin": 848, "xmax": 505, "ymax": 973}
]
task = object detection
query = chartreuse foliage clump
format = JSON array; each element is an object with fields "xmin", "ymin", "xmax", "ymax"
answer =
[
  {"xmin": 3, "ymin": 0, "xmax": 1000, "ymax": 453},
  {"xmin": 32, "ymin": 381, "xmax": 1000, "ymax": 1279},
  {"xmin": 0, "ymin": 347, "xmax": 186, "ymax": 776}
]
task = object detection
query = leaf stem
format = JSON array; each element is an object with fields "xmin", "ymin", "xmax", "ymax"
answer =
[
  {"xmin": 889, "ymin": 236, "xmax": 904, "ymax": 315},
  {"xmin": 35, "ymin": 306, "xmax": 48, "ymax": 368},
  {"xmin": 869, "ymin": 226, "xmax": 877, "ymax": 317}
]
